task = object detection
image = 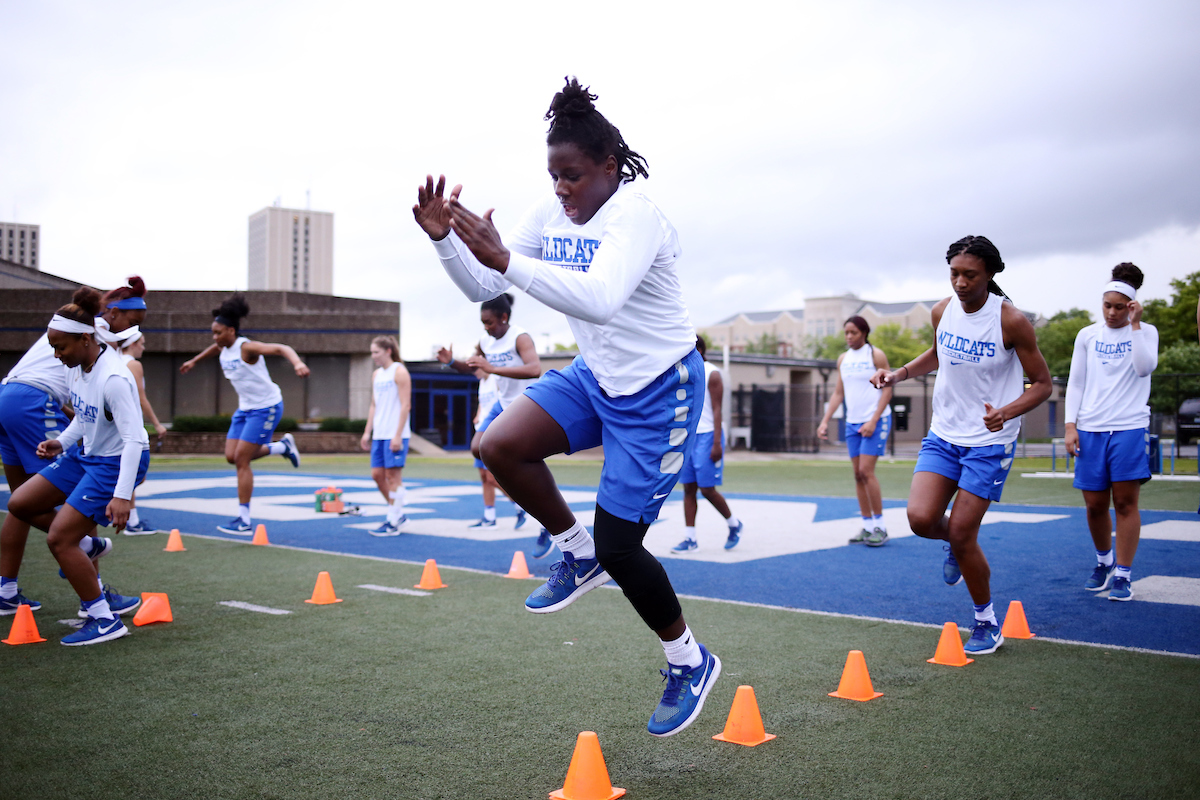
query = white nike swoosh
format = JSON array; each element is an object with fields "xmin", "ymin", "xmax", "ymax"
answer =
[
  {"xmin": 81, "ymin": 495, "xmax": 91, "ymax": 501},
  {"xmin": 98, "ymin": 620, "xmax": 120, "ymax": 634},
  {"xmin": 689, "ymin": 661, "xmax": 712, "ymax": 696},
  {"xmin": 653, "ymin": 492, "xmax": 670, "ymax": 499},
  {"xmin": 994, "ymin": 479, "xmax": 1004, "ymax": 485},
  {"xmin": 574, "ymin": 564, "xmax": 601, "ymax": 587}
]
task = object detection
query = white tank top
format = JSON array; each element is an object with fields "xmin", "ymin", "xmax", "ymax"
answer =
[
  {"xmin": 480, "ymin": 325, "xmax": 537, "ymax": 410},
  {"xmin": 219, "ymin": 337, "xmax": 284, "ymax": 411},
  {"xmin": 371, "ymin": 362, "xmax": 411, "ymax": 440},
  {"xmin": 477, "ymin": 373, "xmax": 499, "ymax": 413},
  {"xmin": 840, "ymin": 344, "xmax": 891, "ymax": 425},
  {"xmin": 697, "ymin": 362, "xmax": 718, "ymax": 434},
  {"xmin": 4, "ymin": 334, "xmax": 71, "ymax": 404},
  {"xmin": 929, "ymin": 293, "xmax": 1025, "ymax": 447}
]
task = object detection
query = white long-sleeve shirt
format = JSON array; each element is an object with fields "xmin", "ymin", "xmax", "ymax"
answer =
[
  {"xmin": 3, "ymin": 334, "xmax": 71, "ymax": 404},
  {"xmin": 57, "ymin": 346, "xmax": 149, "ymax": 500},
  {"xmin": 1065, "ymin": 321, "xmax": 1158, "ymax": 432},
  {"xmin": 432, "ymin": 183, "xmax": 696, "ymax": 397}
]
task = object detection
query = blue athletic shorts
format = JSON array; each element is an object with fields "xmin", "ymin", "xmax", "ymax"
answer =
[
  {"xmin": 680, "ymin": 430, "xmax": 723, "ymax": 488},
  {"xmin": 474, "ymin": 400, "xmax": 502, "ymax": 469},
  {"xmin": 914, "ymin": 432, "xmax": 1015, "ymax": 502},
  {"xmin": 846, "ymin": 415, "xmax": 891, "ymax": 459},
  {"xmin": 371, "ymin": 437, "xmax": 410, "ymax": 469},
  {"xmin": 524, "ymin": 350, "xmax": 704, "ymax": 523},
  {"xmin": 1073, "ymin": 428, "xmax": 1150, "ymax": 491},
  {"xmin": 40, "ymin": 446, "xmax": 150, "ymax": 526},
  {"xmin": 227, "ymin": 402, "xmax": 284, "ymax": 446},
  {"xmin": 0, "ymin": 383, "xmax": 70, "ymax": 474}
]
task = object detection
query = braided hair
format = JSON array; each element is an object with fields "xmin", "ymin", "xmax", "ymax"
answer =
[
  {"xmin": 545, "ymin": 77, "xmax": 649, "ymax": 184},
  {"xmin": 946, "ymin": 235, "xmax": 1008, "ymax": 300},
  {"xmin": 212, "ymin": 294, "xmax": 250, "ymax": 333},
  {"xmin": 481, "ymin": 293, "xmax": 514, "ymax": 322}
]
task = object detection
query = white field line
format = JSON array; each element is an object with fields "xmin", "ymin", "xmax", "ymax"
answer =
[
  {"xmin": 358, "ymin": 584, "xmax": 431, "ymax": 597},
  {"xmin": 218, "ymin": 600, "xmax": 292, "ymax": 615}
]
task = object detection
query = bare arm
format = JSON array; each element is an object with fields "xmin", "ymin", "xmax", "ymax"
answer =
[
  {"xmin": 708, "ymin": 369, "xmax": 724, "ymax": 462},
  {"xmin": 179, "ymin": 343, "xmax": 220, "ymax": 374},
  {"xmin": 242, "ymin": 340, "xmax": 310, "ymax": 377},
  {"xmin": 437, "ymin": 345, "xmax": 477, "ymax": 375},
  {"xmin": 361, "ymin": 396, "xmax": 376, "ymax": 450},
  {"xmin": 127, "ymin": 360, "xmax": 166, "ymax": 436},
  {"xmin": 817, "ymin": 354, "xmax": 846, "ymax": 440}
]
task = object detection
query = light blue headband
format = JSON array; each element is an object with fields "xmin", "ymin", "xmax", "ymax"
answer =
[{"xmin": 107, "ymin": 297, "xmax": 147, "ymax": 310}]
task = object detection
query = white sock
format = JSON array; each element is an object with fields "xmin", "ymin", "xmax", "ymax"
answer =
[
  {"xmin": 97, "ymin": 576, "xmax": 104, "ymax": 593},
  {"xmin": 83, "ymin": 593, "xmax": 112, "ymax": 620},
  {"xmin": 128, "ymin": 507, "xmax": 141, "ymax": 527},
  {"xmin": 483, "ymin": 505, "xmax": 496, "ymax": 522},
  {"xmin": 726, "ymin": 516, "xmax": 740, "ymax": 529},
  {"xmin": 684, "ymin": 525, "xmax": 697, "ymax": 541},
  {"xmin": 551, "ymin": 520, "xmax": 595, "ymax": 561},
  {"xmin": 661, "ymin": 625, "xmax": 703, "ymax": 668},
  {"xmin": 1114, "ymin": 564, "xmax": 1132, "ymax": 580},
  {"xmin": 388, "ymin": 488, "xmax": 406, "ymax": 524},
  {"xmin": 0, "ymin": 577, "xmax": 17, "ymax": 600},
  {"xmin": 239, "ymin": 504, "xmax": 251, "ymax": 524},
  {"xmin": 861, "ymin": 515, "xmax": 872, "ymax": 528},
  {"xmin": 872, "ymin": 514, "xmax": 886, "ymax": 532},
  {"xmin": 79, "ymin": 536, "xmax": 95, "ymax": 555},
  {"xmin": 974, "ymin": 601, "xmax": 997, "ymax": 625},
  {"xmin": 267, "ymin": 441, "xmax": 286, "ymax": 456},
  {"xmin": 1096, "ymin": 548, "xmax": 1114, "ymax": 567}
]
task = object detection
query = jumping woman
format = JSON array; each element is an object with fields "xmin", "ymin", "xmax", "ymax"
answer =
[
  {"xmin": 817, "ymin": 315, "xmax": 893, "ymax": 546},
  {"xmin": 1065, "ymin": 263, "xmax": 1158, "ymax": 601},
  {"xmin": 414, "ymin": 77, "xmax": 720, "ymax": 737},
  {"xmin": 6, "ymin": 288, "xmax": 149, "ymax": 645},
  {"xmin": 873, "ymin": 236, "xmax": 1051, "ymax": 655},
  {"xmin": 360, "ymin": 335, "xmax": 412, "ymax": 536},
  {"xmin": 179, "ymin": 295, "xmax": 306, "ymax": 534}
]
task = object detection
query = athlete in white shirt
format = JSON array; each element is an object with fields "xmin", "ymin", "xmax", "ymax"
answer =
[
  {"xmin": 874, "ymin": 236, "xmax": 1051, "ymax": 656},
  {"xmin": 116, "ymin": 327, "xmax": 167, "ymax": 535},
  {"xmin": 413, "ymin": 77, "xmax": 719, "ymax": 737},
  {"xmin": 360, "ymin": 336, "xmax": 412, "ymax": 536},
  {"xmin": 179, "ymin": 295, "xmax": 308, "ymax": 534},
  {"xmin": 1065, "ymin": 264, "xmax": 1158, "ymax": 601},
  {"xmin": 817, "ymin": 316, "xmax": 894, "ymax": 546}
]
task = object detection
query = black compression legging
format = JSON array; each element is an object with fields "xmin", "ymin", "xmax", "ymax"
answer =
[{"xmin": 592, "ymin": 504, "xmax": 682, "ymax": 631}]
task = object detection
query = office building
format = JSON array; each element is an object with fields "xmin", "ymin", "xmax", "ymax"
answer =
[
  {"xmin": 248, "ymin": 206, "xmax": 333, "ymax": 294},
  {"xmin": 0, "ymin": 222, "xmax": 40, "ymax": 269}
]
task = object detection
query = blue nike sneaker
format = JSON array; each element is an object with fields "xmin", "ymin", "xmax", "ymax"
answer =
[
  {"xmin": 1085, "ymin": 562, "xmax": 1115, "ymax": 591},
  {"xmin": 963, "ymin": 620, "xmax": 1003, "ymax": 654},
  {"xmin": 61, "ymin": 616, "xmax": 128, "ymax": 646},
  {"xmin": 1109, "ymin": 576, "xmax": 1134, "ymax": 601},
  {"xmin": 515, "ymin": 509, "xmax": 527, "ymax": 530},
  {"xmin": 0, "ymin": 591, "xmax": 41, "ymax": 615},
  {"xmin": 647, "ymin": 644, "xmax": 722, "ymax": 737},
  {"xmin": 468, "ymin": 517, "xmax": 497, "ymax": 529},
  {"xmin": 78, "ymin": 585, "xmax": 141, "ymax": 618},
  {"xmin": 524, "ymin": 553, "xmax": 610, "ymax": 614},
  {"xmin": 217, "ymin": 518, "xmax": 253, "ymax": 535},
  {"xmin": 943, "ymin": 545, "xmax": 963, "ymax": 586},
  {"xmin": 672, "ymin": 537, "xmax": 698, "ymax": 553},
  {"xmin": 531, "ymin": 528, "xmax": 553, "ymax": 559},
  {"xmin": 280, "ymin": 433, "xmax": 301, "ymax": 468},
  {"xmin": 123, "ymin": 519, "xmax": 160, "ymax": 535},
  {"xmin": 724, "ymin": 520, "xmax": 744, "ymax": 550},
  {"xmin": 369, "ymin": 521, "xmax": 400, "ymax": 537}
]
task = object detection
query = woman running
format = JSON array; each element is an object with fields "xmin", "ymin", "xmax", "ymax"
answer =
[
  {"xmin": 115, "ymin": 327, "xmax": 167, "ymax": 534},
  {"xmin": 1065, "ymin": 264, "xmax": 1158, "ymax": 601},
  {"xmin": 437, "ymin": 294, "xmax": 540, "ymax": 531},
  {"xmin": 873, "ymin": 235, "xmax": 1051, "ymax": 655},
  {"xmin": 179, "ymin": 295, "xmax": 306, "ymax": 534},
  {"xmin": 360, "ymin": 335, "xmax": 412, "ymax": 536},
  {"xmin": 414, "ymin": 77, "xmax": 720, "ymax": 737},
  {"xmin": 817, "ymin": 315, "xmax": 893, "ymax": 546},
  {"xmin": 5, "ymin": 288, "xmax": 150, "ymax": 645}
]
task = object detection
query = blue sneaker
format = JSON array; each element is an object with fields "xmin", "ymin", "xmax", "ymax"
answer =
[
  {"xmin": 61, "ymin": 616, "xmax": 128, "ymax": 646},
  {"xmin": 280, "ymin": 433, "xmax": 300, "ymax": 468},
  {"xmin": 963, "ymin": 620, "xmax": 1003, "ymax": 654},
  {"xmin": 531, "ymin": 528, "xmax": 553, "ymax": 559},
  {"xmin": 78, "ymin": 585, "xmax": 141, "ymax": 618},
  {"xmin": 647, "ymin": 644, "xmax": 722, "ymax": 737},
  {"xmin": 943, "ymin": 545, "xmax": 963, "ymax": 586},
  {"xmin": 0, "ymin": 591, "xmax": 41, "ymax": 615},
  {"xmin": 515, "ymin": 509, "xmax": 527, "ymax": 530},
  {"xmin": 672, "ymin": 537, "xmax": 698, "ymax": 553},
  {"xmin": 217, "ymin": 518, "xmax": 253, "ymax": 535},
  {"xmin": 724, "ymin": 520, "xmax": 744, "ymax": 550},
  {"xmin": 59, "ymin": 536, "xmax": 113, "ymax": 578},
  {"xmin": 123, "ymin": 519, "xmax": 160, "ymax": 535},
  {"xmin": 369, "ymin": 521, "xmax": 400, "ymax": 537},
  {"xmin": 524, "ymin": 553, "xmax": 610, "ymax": 614},
  {"xmin": 1109, "ymin": 576, "xmax": 1134, "ymax": 601},
  {"xmin": 468, "ymin": 517, "xmax": 497, "ymax": 529},
  {"xmin": 1085, "ymin": 562, "xmax": 1115, "ymax": 591}
]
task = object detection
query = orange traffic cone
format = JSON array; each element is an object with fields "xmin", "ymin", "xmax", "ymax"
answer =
[
  {"xmin": 828, "ymin": 650, "xmax": 883, "ymax": 701},
  {"xmin": 2, "ymin": 604, "xmax": 46, "ymax": 645},
  {"xmin": 164, "ymin": 529, "xmax": 186, "ymax": 552},
  {"xmin": 415, "ymin": 559, "xmax": 448, "ymax": 590},
  {"xmin": 305, "ymin": 571, "xmax": 343, "ymax": 604},
  {"xmin": 251, "ymin": 524, "xmax": 270, "ymax": 545},
  {"xmin": 133, "ymin": 592, "xmax": 173, "ymax": 626},
  {"xmin": 1001, "ymin": 600, "xmax": 1035, "ymax": 638},
  {"xmin": 713, "ymin": 685, "xmax": 777, "ymax": 746},
  {"xmin": 549, "ymin": 731, "xmax": 625, "ymax": 800},
  {"xmin": 927, "ymin": 622, "xmax": 974, "ymax": 666},
  {"xmin": 506, "ymin": 551, "xmax": 532, "ymax": 579}
]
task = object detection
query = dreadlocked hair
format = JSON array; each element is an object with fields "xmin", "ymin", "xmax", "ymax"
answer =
[
  {"xmin": 212, "ymin": 293, "xmax": 250, "ymax": 332},
  {"xmin": 102, "ymin": 275, "xmax": 147, "ymax": 305},
  {"xmin": 56, "ymin": 286, "xmax": 103, "ymax": 327},
  {"xmin": 545, "ymin": 77, "xmax": 649, "ymax": 184},
  {"xmin": 1111, "ymin": 262, "xmax": 1144, "ymax": 290},
  {"xmin": 946, "ymin": 235, "xmax": 1008, "ymax": 300}
]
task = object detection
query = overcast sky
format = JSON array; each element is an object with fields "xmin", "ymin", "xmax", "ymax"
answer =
[{"xmin": 3, "ymin": 1, "xmax": 1198, "ymax": 359}]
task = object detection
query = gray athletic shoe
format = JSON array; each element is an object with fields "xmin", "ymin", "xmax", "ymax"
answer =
[
  {"xmin": 866, "ymin": 527, "xmax": 889, "ymax": 547},
  {"xmin": 849, "ymin": 528, "xmax": 870, "ymax": 544}
]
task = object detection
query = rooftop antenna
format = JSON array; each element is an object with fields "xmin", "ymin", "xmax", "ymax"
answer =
[
  {"xmin": 306, "ymin": 189, "xmax": 311, "ymax": 210},
  {"xmin": 274, "ymin": 196, "xmax": 281, "ymax": 207}
]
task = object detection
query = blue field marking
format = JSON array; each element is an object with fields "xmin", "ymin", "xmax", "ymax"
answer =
[{"xmin": 21, "ymin": 470, "xmax": 1200, "ymax": 657}]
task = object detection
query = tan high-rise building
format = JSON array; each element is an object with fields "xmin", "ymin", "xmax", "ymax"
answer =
[
  {"xmin": 247, "ymin": 206, "xmax": 333, "ymax": 294},
  {"xmin": 0, "ymin": 223, "xmax": 40, "ymax": 269}
]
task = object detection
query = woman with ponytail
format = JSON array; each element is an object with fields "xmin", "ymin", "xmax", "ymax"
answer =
[
  {"xmin": 414, "ymin": 77, "xmax": 719, "ymax": 737},
  {"xmin": 1064, "ymin": 263, "xmax": 1158, "ymax": 601},
  {"xmin": 872, "ymin": 235, "xmax": 1051, "ymax": 655}
]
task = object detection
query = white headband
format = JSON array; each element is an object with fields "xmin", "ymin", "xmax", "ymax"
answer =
[
  {"xmin": 1104, "ymin": 281, "xmax": 1137, "ymax": 302},
  {"xmin": 117, "ymin": 326, "xmax": 143, "ymax": 347},
  {"xmin": 48, "ymin": 315, "xmax": 95, "ymax": 335}
]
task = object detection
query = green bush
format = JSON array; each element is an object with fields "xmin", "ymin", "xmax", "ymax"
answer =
[
  {"xmin": 317, "ymin": 418, "xmax": 367, "ymax": 433},
  {"xmin": 170, "ymin": 415, "xmax": 233, "ymax": 433},
  {"xmin": 277, "ymin": 417, "xmax": 299, "ymax": 433}
]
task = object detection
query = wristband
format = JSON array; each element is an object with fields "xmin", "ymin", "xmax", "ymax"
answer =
[
  {"xmin": 900, "ymin": 366, "xmax": 909, "ymax": 380},
  {"xmin": 447, "ymin": 358, "xmax": 455, "ymax": 367}
]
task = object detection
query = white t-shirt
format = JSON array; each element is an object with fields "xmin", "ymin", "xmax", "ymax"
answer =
[
  {"xmin": 1065, "ymin": 321, "xmax": 1158, "ymax": 432},
  {"xmin": 840, "ymin": 344, "xmax": 891, "ymax": 425},
  {"xmin": 219, "ymin": 337, "xmax": 284, "ymax": 411},
  {"xmin": 433, "ymin": 182, "xmax": 696, "ymax": 397},
  {"xmin": 480, "ymin": 324, "xmax": 537, "ymax": 410},
  {"xmin": 4, "ymin": 334, "xmax": 70, "ymax": 404},
  {"xmin": 929, "ymin": 293, "xmax": 1026, "ymax": 447},
  {"xmin": 372, "ymin": 362, "xmax": 411, "ymax": 441}
]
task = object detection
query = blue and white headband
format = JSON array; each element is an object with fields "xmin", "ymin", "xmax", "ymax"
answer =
[
  {"xmin": 107, "ymin": 296, "xmax": 147, "ymax": 310},
  {"xmin": 1103, "ymin": 281, "xmax": 1137, "ymax": 302}
]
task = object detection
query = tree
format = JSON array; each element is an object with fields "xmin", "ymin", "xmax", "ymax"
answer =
[
  {"xmin": 743, "ymin": 333, "xmax": 781, "ymax": 355},
  {"xmin": 1035, "ymin": 308, "xmax": 1093, "ymax": 379},
  {"xmin": 1150, "ymin": 341, "xmax": 1200, "ymax": 414},
  {"xmin": 871, "ymin": 323, "xmax": 935, "ymax": 368},
  {"xmin": 1142, "ymin": 271, "xmax": 1200, "ymax": 345}
]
